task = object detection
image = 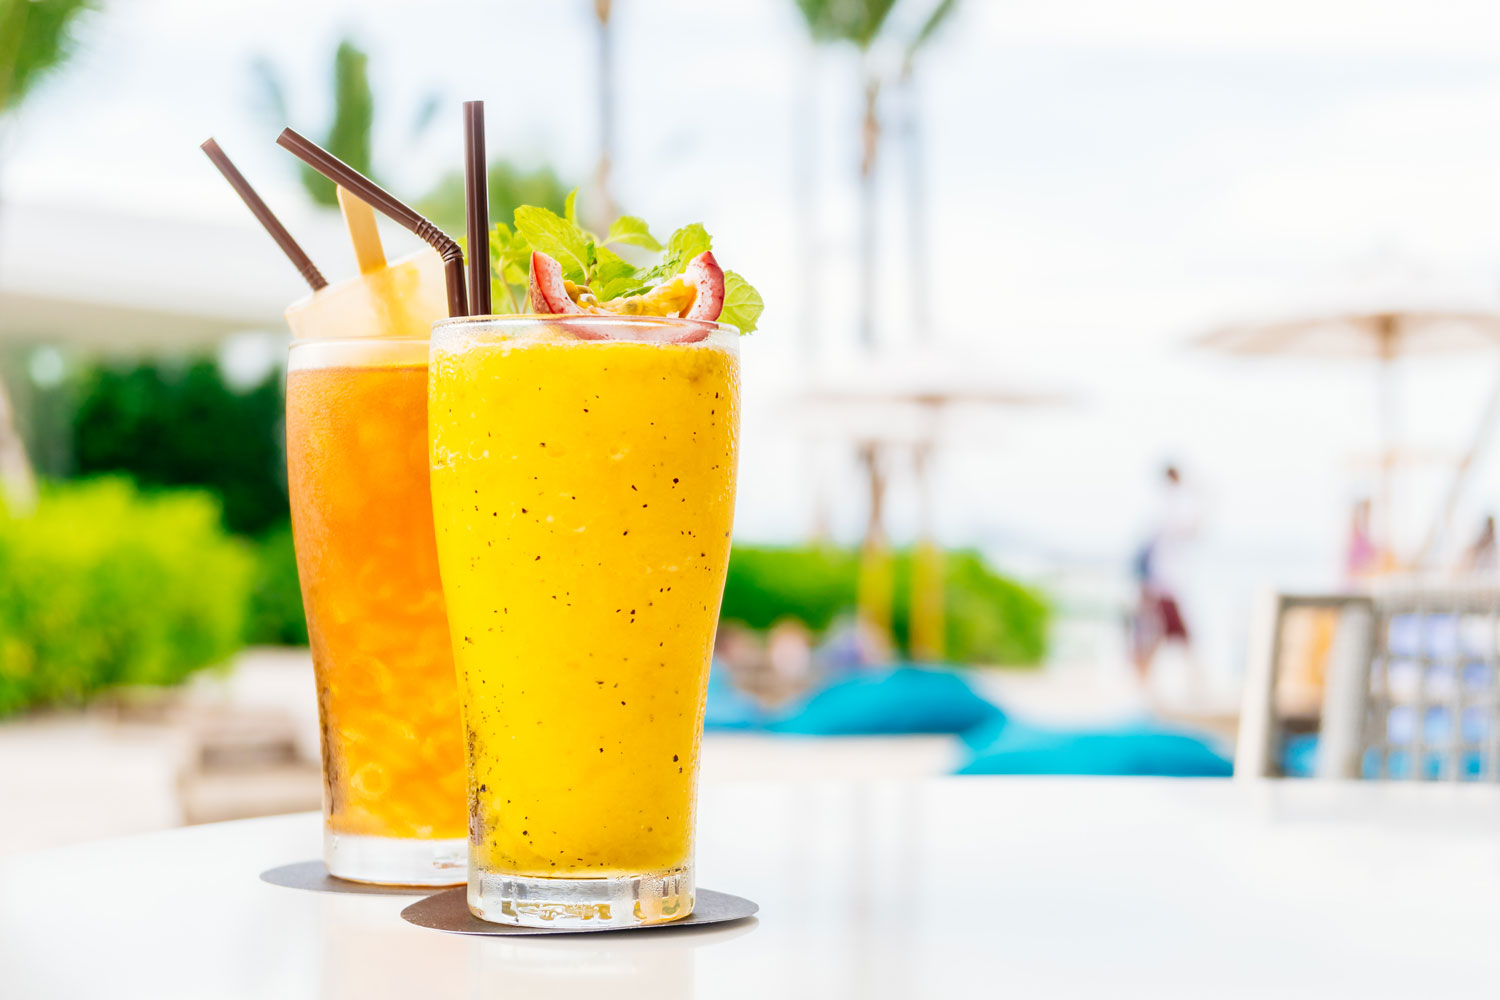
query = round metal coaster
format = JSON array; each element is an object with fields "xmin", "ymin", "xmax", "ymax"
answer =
[
  {"xmin": 260, "ymin": 860, "xmax": 460, "ymax": 896},
  {"xmin": 401, "ymin": 887, "xmax": 759, "ymax": 935}
]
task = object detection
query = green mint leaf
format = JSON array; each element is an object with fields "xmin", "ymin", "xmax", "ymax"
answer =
[
  {"xmin": 492, "ymin": 206, "xmax": 760, "ymax": 327},
  {"xmin": 598, "ymin": 275, "xmax": 652, "ymax": 301},
  {"xmin": 501, "ymin": 259, "xmax": 529, "ymax": 286},
  {"xmin": 489, "ymin": 221, "xmax": 532, "ymax": 293},
  {"xmin": 664, "ymin": 223, "xmax": 711, "ymax": 272},
  {"xmin": 589, "ymin": 246, "xmax": 639, "ymax": 298},
  {"xmin": 583, "ymin": 238, "xmax": 599, "ymax": 282},
  {"xmin": 489, "ymin": 220, "xmax": 523, "ymax": 264},
  {"xmin": 605, "ymin": 215, "xmax": 662, "ymax": 252},
  {"xmin": 640, "ymin": 223, "xmax": 711, "ymax": 283},
  {"xmin": 488, "ymin": 219, "xmax": 514, "ymax": 254},
  {"xmin": 514, "ymin": 205, "xmax": 590, "ymax": 283},
  {"xmin": 718, "ymin": 271, "xmax": 763, "ymax": 334}
]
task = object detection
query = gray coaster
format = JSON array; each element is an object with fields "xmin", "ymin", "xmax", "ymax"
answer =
[
  {"xmin": 401, "ymin": 887, "xmax": 759, "ymax": 935},
  {"xmin": 260, "ymin": 860, "xmax": 461, "ymax": 896}
]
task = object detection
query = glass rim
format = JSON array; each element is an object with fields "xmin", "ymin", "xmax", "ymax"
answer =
[
  {"xmin": 288, "ymin": 335, "xmax": 431, "ymax": 347},
  {"xmin": 432, "ymin": 313, "xmax": 741, "ymax": 338}
]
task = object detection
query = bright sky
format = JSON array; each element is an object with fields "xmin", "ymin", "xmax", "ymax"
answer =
[{"xmin": 11, "ymin": 0, "xmax": 1500, "ymax": 656}]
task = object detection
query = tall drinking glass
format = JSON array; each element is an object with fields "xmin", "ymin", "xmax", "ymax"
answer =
[
  {"xmin": 285, "ymin": 250, "xmax": 467, "ymax": 885},
  {"xmin": 428, "ymin": 316, "xmax": 741, "ymax": 927}
]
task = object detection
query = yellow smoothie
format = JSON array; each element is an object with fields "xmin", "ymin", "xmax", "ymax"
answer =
[{"xmin": 429, "ymin": 324, "xmax": 739, "ymax": 881}]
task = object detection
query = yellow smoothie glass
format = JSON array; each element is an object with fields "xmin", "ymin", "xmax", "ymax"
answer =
[{"xmin": 428, "ymin": 315, "xmax": 740, "ymax": 928}]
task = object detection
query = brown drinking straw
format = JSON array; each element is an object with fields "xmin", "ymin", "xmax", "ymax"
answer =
[
  {"xmin": 276, "ymin": 127, "xmax": 469, "ymax": 318},
  {"xmin": 200, "ymin": 138, "xmax": 327, "ymax": 291},
  {"xmin": 463, "ymin": 101, "xmax": 492, "ymax": 316}
]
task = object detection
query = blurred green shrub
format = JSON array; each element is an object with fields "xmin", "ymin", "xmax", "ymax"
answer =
[
  {"xmin": 237, "ymin": 537, "xmax": 1051, "ymax": 665},
  {"xmin": 70, "ymin": 359, "xmax": 287, "ymax": 535},
  {"xmin": 416, "ymin": 160, "xmax": 572, "ymax": 237},
  {"xmin": 0, "ymin": 479, "xmax": 253, "ymax": 715},
  {"xmin": 721, "ymin": 545, "xmax": 1050, "ymax": 666},
  {"xmin": 932, "ymin": 549, "xmax": 1050, "ymax": 667},
  {"xmin": 721, "ymin": 545, "xmax": 863, "ymax": 633},
  {"xmin": 245, "ymin": 523, "xmax": 308, "ymax": 646}
]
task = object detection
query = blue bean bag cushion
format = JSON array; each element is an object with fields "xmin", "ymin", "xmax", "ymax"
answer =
[
  {"xmin": 958, "ymin": 712, "xmax": 1011, "ymax": 750},
  {"xmin": 957, "ymin": 717, "xmax": 1232, "ymax": 777},
  {"xmin": 767, "ymin": 666, "xmax": 1004, "ymax": 736},
  {"xmin": 1281, "ymin": 733, "xmax": 1320, "ymax": 777}
]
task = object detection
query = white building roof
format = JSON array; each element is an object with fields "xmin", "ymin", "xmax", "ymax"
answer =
[{"xmin": 0, "ymin": 199, "xmax": 418, "ymax": 355}]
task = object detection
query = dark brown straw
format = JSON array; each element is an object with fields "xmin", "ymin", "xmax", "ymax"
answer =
[
  {"xmin": 463, "ymin": 101, "xmax": 492, "ymax": 316},
  {"xmin": 200, "ymin": 138, "xmax": 327, "ymax": 291},
  {"xmin": 275, "ymin": 127, "xmax": 468, "ymax": 317}
]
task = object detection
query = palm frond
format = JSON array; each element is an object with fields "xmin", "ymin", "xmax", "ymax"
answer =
[
  {"xmin": 0, "ymin": 0, "xmax": 98, "ymax": 115},
  {"xmin": 905, "ymin": 0, "xmax": 958, "ymax": 65},
  {"xmin": 795, "ymin": 0, "xmax": 899, "ymax": 49},
  {"xmin": 296, "ymin": 38, "xmax": 375, "ymax": 208}
]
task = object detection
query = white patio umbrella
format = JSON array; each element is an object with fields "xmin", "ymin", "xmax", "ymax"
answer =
[
  {"xmin": 798, "ymin": 352, "xmax": 1070, "ymax": 445},
  {"xmin": 1196, "ymin": 308, "xmax": 1500, "ymax": 559},
  {"xmin": 793, "ymin": 353, "xmax": 1073, "ymax": 658}
]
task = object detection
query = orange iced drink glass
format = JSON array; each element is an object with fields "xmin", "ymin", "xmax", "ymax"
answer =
[{"xmin": 284, "ymin": 250, "xmax": 465, "ymax": 885}]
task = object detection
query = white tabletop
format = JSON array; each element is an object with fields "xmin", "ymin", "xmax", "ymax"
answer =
[{"xmin": 3, "ymin": 777, "xmax": 1498, "ymax": 1000}]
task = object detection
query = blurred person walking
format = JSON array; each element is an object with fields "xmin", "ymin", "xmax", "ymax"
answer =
[
  {"xmin": 1461, "ymin": 515, "xmax": 1498, "ymax": 575},
  {"xmin": 1344, "ymin": 498, "xmax": 1381, "ymax": 582},
  {"xmin": 1131, "ymin": 465, "xmax": 1200, "ymax": 687}
]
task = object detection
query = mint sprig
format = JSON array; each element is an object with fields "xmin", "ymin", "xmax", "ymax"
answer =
[
  {"xmin": 486, "ymin": 191, "xmax": 762, "ymax": 334},
  {"xmin": 605, "ymin": 216, "xmax": 662, "ymax": 252},
  {"xmin": 720, "ymin": 272, "xmax": 764, "ymax": 335}
]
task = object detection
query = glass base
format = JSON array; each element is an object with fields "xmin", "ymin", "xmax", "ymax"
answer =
[
  {"xmin": 323, "ymin": 829, "xmax": 466, "ymax": 887},
  {"xmin": 468, "ymin": 865, "xmax": 693, "ymax": 928}
]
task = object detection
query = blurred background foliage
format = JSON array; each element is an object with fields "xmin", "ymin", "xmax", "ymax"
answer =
[
  {"xmin": 253, "ymin": 32, "xmax": 571, "ymax": 233},
  {"xmin": 70, "ymin": 359, "xmax": 286, "ymax": 535},
  {"xmin": 6, "ymin": 351, "xmax": 1048, "ymax": 685},
  {"xmin": 0, "ymin": 479, "xmax": 251, "ymax": 716},
  {"xmin": 253, "ymin": 38, "xmax": 383, "ymax": 209},
  {"xmin": 246, "ymin": 522, "xmax": 308, "ymax": 646},
  {"xmin": 724, "ymin": 544, "xmax": 1049, "ymax": 665},
  {"xmin": 416, "ymin": 160, "xmax": 571, "ymax": 238},
  {"xmin": 0, "ymin": 1, "xmax": 1046, "ymax": 710},
  {"xmin": 0, "ymin": 0, "xmax": 97, "ymax": 118}
]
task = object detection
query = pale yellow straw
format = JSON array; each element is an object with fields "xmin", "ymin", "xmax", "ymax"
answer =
[{"xmin": 336, "ymin": 185, "xmax": 387, "ymax": 275}]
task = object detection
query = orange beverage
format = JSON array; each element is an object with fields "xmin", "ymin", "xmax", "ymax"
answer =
[{"xmin": 284, "ymin": 251, "xmax": 465, "ymax": 885}]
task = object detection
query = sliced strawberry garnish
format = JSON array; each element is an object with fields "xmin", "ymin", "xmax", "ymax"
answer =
[
  {"xmin": 529, "ymin": 251, "xmax": 583, "ymax": 315},
  {"xmin": 528, "ymin": 251, "xmax": 609, "ymax": 340},
  {"xmin": 681, "ymin": 251, "xmax": 725, "ymax": 322},
  {"xmin": 526, "ymin": 249, "xmax": 724, "ymax": 343}
]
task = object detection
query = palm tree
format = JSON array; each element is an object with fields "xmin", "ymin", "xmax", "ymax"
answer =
[
  {"xmin": 795, "ymin": 0, "xmax": 959, "ymax": 648},
  {"xmin": 254, "ymin": 39, "xmax": 378, "ymax": 208},
  {"xmin": 0, "ymin": 0, "xmax": 95, "ymax": 118},
  {"xmin": 897, "ymin": 0, "xmax": 955, "ymax": 345},
  {"xmin": 258, "ymin": 38, "xmax": 568, "ymax": 236},
  {"xmin": 590, "ymin": 0, "xmax": 617, "ymax": 225},
  {"xmin": 0, "ymin": 0, "xmax": 98, "ymax": 509},
  {"xmin": 792, "ymin": 0, "xmax": 958, "ymax": 352},
  {"xmin": 795, "ymin": 0, "xmax": 895, "ymax": 352}
]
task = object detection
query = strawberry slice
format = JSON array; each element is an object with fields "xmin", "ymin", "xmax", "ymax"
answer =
[
  {"xmin": 680, "ymin": 251, "xmax": 725, "ymax": 322},
  {"xmin": 526, "ymin": 250, "xmax": 724, "ymax": 343}
]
